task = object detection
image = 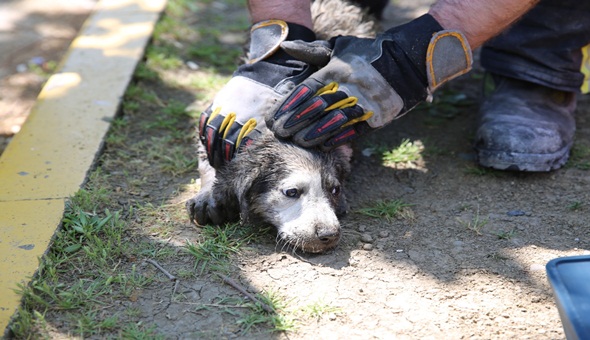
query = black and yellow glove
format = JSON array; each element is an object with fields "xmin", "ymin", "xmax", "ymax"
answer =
[
  {"xmin": 199, "ymin": 20, "xmax": 317, "ymax": 168},
  {"xmin": 267, "ymin": 14, "xmax": 473, "ymax": 150}
]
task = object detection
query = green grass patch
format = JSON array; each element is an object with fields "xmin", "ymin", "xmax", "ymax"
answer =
[
  {"xmin": 9, "ymin": 191, "xmax": 160, "ymax": 339},
  {"xmin": 195, "ymin": 289, "xmax": 296, "ymax": 334},
  {"xmin": 139, "ymin": 136, "xmax": 197, "ymax": 175},
  {"xmin": 567, "ymin": 201, "xmax": 584, "ymax": 211},
  {"xmin": 496, "ymin": 229, "xmax": 517, "ymax": 240},
  {"xmin": 237, "ymin": 290, "xmax": 296, "ymax": 333},
  {"xmin": 134, "ymin": 63, "xmax": 159, "ymax": 81},
  {"xmin": 146, "ymin": 44, "xmax": 184, "ymax": 70},
  {"xmin": 184, "ymin": 223, "xmax": 255, "ymax": 274},
  {"xmin": 567, "ymin": 143, "xmax": 590, "ymax": 170},
  {"xmin": 357, "ymin": 199, "xmax": 414, "ymax": 222},
  {"xmin": 381, "ymin": 139, "xmax": 423, "ymax": 166},
  {"xmin": 300, "ymin": 300, "xmax": 341, "ymax": 322},
  {"xmin": 28, "ymin": 60, "xmax": 58, "ymax": 78},
  {"xmin": 121, "ymin": 322, "xmax": 165, "ymax": 340},
  {"xmin": 134, "ymin": 202, "xmax": 188, "ymax": 238},
  {"xmin": 187, "ymin": 43, "xmax": 243, "ymax": 72},
  {"xmin": 457, "ymin": 206, "xmax": 489, "ymax": 235}
]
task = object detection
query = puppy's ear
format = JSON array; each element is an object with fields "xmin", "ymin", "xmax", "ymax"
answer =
[
  {"xmin": 330, "ymin": 144, "xmax": 353, "ymax": 179},
  {"xmin": 237, "ymin": 167, "xmax": 265, "ymax": 225},
  {"xmin": 240, "ymin": 171, "xmax": 270, "ymax": 224}
]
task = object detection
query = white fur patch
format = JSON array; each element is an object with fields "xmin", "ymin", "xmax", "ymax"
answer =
[{"xmin": 262, "ymin": 169, "xmax": 339, "ymax": 245}]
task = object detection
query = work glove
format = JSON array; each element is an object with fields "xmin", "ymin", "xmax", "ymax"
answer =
[
  {"xmin": 199, "ymin": 20, "xmax": 317, "ymax": 168},
  {"xmin": 267, "ymin": 14, "xmax": 473, "ymax": 150}
]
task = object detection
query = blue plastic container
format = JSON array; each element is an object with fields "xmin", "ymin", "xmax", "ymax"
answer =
[{"xmin": 546, "ymin": 255, "xmax": 590, "ymax": 340}]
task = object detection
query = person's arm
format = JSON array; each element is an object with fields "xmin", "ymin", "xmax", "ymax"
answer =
[
  {"xmin": 267, "ymin": 0, "xmax": 543, "ymax": 149},
  {"xmin": 429, "ymin": 0, "xmax": 540, "ymax": 48},
  {"xmin": 248, "ymin": 0, "xmax": 313, "ymax": 29},
  {"xmin": 198, "ymin": 0, "xmax": 318, "ymax": 168}
]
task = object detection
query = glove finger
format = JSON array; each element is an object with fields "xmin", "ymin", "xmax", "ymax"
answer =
[
  {"xmin": 292, "ymin": 104, "xmax": 365, "ymax": 147},
  {"xmin": 238, "ymin": 129, "xmax": 262, "ymax": 151},
  {"xmin": 203, "ymin": 112, "xmax": 234, "ymax": 168},
  {"xmin": 219, "ymin": 118, "xmax": 257, "ymax": 165},
  {"xmin": 306, "ymin": 105, "xmax": 364, "ymax": 142},
  {"xmin": 320, "ymin": 121, "xmax": 372, "ymax": 151},
  {"xmin": 280, "ymin": 40, "xmax": 333, "ymax": 67},
  {"xmin": 272, "ymin": 81, "xmax": 348, "ymax": 138},
  {"xmin": 219, "ymin": 123, "xmax": 241, "ymax": 166},
  {"xmin": 198, "ymin": 107, "xmax": 212, "ymax": 139},
  {"xmin": 281, "ymin": 91, "xmax": 350, "ymax": 129}
]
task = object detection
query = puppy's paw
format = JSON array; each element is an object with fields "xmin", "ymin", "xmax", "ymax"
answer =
[{"xmin": 186, "ymin": 190, "xmax": 224, "ymax": 226}]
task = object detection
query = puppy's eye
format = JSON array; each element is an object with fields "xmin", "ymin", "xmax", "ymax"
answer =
[
  {"xmin": 282, "ymin": 188, "xmax": 300, "ymax": 198},
  {"xmin": 331, "ymin": 186, "xmax": 341, "ymax": 196}
]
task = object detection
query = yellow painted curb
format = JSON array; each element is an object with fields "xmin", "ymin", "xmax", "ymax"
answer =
[
  {"xmin": 581, "ymin": 44, "xmax": 590, "ymax": 94},
  {"xmin": 0, "ymin": 0, "xmax": 166, "ymax": 334}
]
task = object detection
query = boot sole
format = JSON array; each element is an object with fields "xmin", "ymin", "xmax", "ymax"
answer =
[{"xmin": 476, "ymin": 143, "xmax": 572, "ymax": 172}]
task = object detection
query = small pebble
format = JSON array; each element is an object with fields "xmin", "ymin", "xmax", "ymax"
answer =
[
  {"xmin": 358, "ymin": 225, "xmax": 367, "ymax": 232},
  {"xmin": 507, "ymin": 210, "xmax": 526, "ymax": 216},
  {"xmin": 16, "ymin": 64, "xmax": 27, "ymax": 73},
  {"xmin": 378, "ymin": 231, "xmax": 389, "ymax": 238},
  {"xmin": 186, "ymin": 60, "xmax": 199, "ymax": 70},
  {"xmin": 362, "ymin": 244, "xmax": 373, "ymax": 251},
  {"xmin": 30, "ymin": 56, "xmax": 45, "ymax": 65},
  {"xmin": 395, "ymin": 249, "xmax": 403, "ymax": 253},
  {"xmin": 361, "ymin": 148, "xmax": 375, "ymax": 157},
  {"xmin": 360, "ymin": 233, "xmax": 373, "ymax": 243},
  {"xmin": 529, "ymin": 264, "xmax": 545, "ymax": 272}
]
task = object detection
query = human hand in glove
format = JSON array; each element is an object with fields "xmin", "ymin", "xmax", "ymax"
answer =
[
  {"xmin": 199, "ymin": 20, "xmax": 317, "ymax": 168},
  {"xmin": 266, "ymin": 14, "xmax": 473, "ymax": 150}
]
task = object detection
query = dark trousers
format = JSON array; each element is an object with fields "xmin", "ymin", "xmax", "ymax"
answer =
[{"xmin": 480, "ymin": 0, "xmax": 590, "ymax": 92}]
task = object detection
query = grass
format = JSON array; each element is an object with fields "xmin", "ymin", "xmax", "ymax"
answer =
[
  {"xmin": 567, "ymin": 143, "xmax": 590, "ymax": 170},
  {"xmin": 457, "ymin": 206, "xmax": 489, "ymax": 235},
  {"xmin": 9, "ymin": 0, "xmax": 292, "ymax": 337},
  {"xmin": 9, "ymin": 191, "xmax": 158, "ymax": 338},
  {"xmin": 357, "ymin": 199, "xmax": 414, "ymax": 222},
  {"xmin": 237, "ymin": 290, "xmax": 296, "ymax": 333},
  {"xmin": 567, "ymin": 201, "xmax": 584, "ymax": 211},
  {"xmin": 487, "ymin": 252, "xmax": 510, "ymax": 262},
  {"xmin": 496, "ymin": 229, "xmax": 517, "ymax": 240},
  {"xmin": 192, "ymin": 291, "xmax": 296, "ymax": 334},
  {"xmin": 146, "ymin": 45, "xmax": 184, "ymax": 70},
  {"xmin": 184, "ymin": 223, "xmax": 256, "ymax": 274},
  {"xmin": 28, "ymin": 59, "xmax": 58, "ymax": 78},
  {"xmin": 381, "ymin": 139, "xmax": 423, "ymax": 166},
  {"xmin": 300, "ymin": 300, "xmax": 341, "ymax": 322},
  {"xmin": 121, "ymin": 322, "xmax": 165, "ymax": 340}
]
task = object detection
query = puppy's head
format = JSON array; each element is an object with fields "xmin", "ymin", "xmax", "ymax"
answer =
[{"xmin": 225, "ymin": 134, "xmax": 350, "ymax": 253}]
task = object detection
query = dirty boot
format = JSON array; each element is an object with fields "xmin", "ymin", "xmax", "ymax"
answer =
[{"xmin": 474, "ymin": 74, "xmax": 577, "ymax": 172}]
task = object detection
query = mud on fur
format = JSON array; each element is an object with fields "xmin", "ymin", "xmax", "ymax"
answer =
[{"xmin": 186, "ymin": 0, "xmax": 378, "ymax": 253}]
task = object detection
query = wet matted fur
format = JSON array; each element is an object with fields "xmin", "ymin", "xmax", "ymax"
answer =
[{"xmin": 186, "ymin": 0, "xmax": 377, "ymax": 253}]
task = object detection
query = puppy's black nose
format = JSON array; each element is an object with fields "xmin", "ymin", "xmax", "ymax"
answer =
[{"xmin": 316, "ymin": 227, "xmax": 340, "ymax": 243}]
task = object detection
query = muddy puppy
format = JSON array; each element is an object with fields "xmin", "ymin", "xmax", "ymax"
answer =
[
  {"xmin": 186, "ymin": 0, "xmax": 377, "ymax": 253},
  {"xmin": 188, "ymin": 132, "xmax": 352, "ymax": 252}
]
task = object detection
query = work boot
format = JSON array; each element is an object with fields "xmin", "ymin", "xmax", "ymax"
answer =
[{"xmin": 474, "ymin": 74, "xmax": 577, "ymax": 172}]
